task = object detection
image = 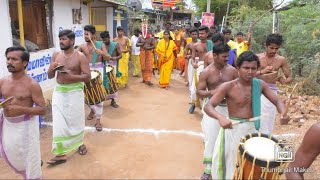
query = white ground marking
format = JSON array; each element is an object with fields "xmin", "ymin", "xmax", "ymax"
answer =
[{"xmin": 41, "ymin": 122, "xmax": 296, "ymax": 139}]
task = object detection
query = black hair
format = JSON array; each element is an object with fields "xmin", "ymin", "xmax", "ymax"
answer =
[
  {"xmin": 84, "ymin": 25, "xmax": 96, "ymax": 34},
  {"xmin": 189, "ymin": 27, "xmax": 198, "ymax": 34},
  {"xmin": 266, "ymin": 33, "xmax": 283, "ymax": 46},
  {"xmin": 5, "ymin": 46, "xmax": 30, "ymax": 68},
  {"xmin": 236, "ymin": 32, "xmax": 244, "ymax": 36},
  {"xmin": 100, "ymin": 31, "xmax": 110, "ymax": 38},
  {"xmin": 134, "ymin": 28, "xmax": 140, "ymax": 33},
  {"xmin": 207, "ymin": 32, "xmax": 214, "ymax": 39},
  {"xmin": 210, "ymin": 26, "xmax": 216, "ymax": 29},
  {"xmin": 212, "ymin": 44, "xmax": 230, "ymax": 55},
  {"xmin": 163, "ymin": 30, "xmax": 172, "ymax": 40},
  {"xmin": 222, "ymin": 29, "xmax": 232, "ymax": 34},
  {"xmin": 58, "ymin": 29, "xmax": 75, "ymax": 40},
  {"xmin": 212, "ymin": 33, "xmax": 224, "ymax": 43},
  {"xmin": 198, "ymin": 26, "xmax": 209, "ymax": 33},
  {"xmin": 236, "ymin": 51, "xmax": 260, "ymax": 68},
  {"xmin": 117, "ymin": 26, "xmax": 124, "ymax": 32}
]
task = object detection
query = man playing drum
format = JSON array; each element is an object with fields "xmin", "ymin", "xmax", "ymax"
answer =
[
  {"xmin": 100, "ymin": 31, "xmax": 122, "ymax": 108},
  {"xmin": 78, "ymin": 25, "xmax": 111, "ymax": 131},
  {"xmin": 256, "ymin": 34, "xmax": 292, "ymax": 135},
  {"xmin": 197, "ymin": 44, "xmax": 238, "ymax": 180},
  {"xmin": 204, "ymin": 51, "xmax": 290, "ymax": 179},
  {"xmin": 0, "ymin": 46, "xmax": 46, "ymax": 178},
  {"xmin": 47, "ymin": 30, "xmax": 91, "ymax": 164},
  {"xmin": 189, "ymin": 26, "xmax": 213, "ymax": 113}
]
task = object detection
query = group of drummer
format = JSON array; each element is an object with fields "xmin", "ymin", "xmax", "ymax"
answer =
[{"xmin": 178, "ymin": 25, "xmax": 295, "ymax": 179}]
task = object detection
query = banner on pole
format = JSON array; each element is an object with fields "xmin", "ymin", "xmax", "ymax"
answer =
[{"xmin": 201, "ymin": 12, "xmax": 215, "ymax": 27}]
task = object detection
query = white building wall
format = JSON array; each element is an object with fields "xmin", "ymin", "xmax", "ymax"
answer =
[
  {"xmin": 52, "ymin": 0, "xmax": 89, "ymax": 49},
  {"xmin": 0, "ymin": 0, "xmax": 13, "ymax": 78},
  {"xmin": 106, "ymin": 7, "xmax": 114, "ymax": 41}
]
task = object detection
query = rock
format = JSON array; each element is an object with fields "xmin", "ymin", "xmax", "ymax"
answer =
[{"xmin": 292, "ymin": 115, "xmax": 304, "ymax": 122}]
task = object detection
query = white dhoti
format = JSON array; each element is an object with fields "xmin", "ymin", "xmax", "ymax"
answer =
[
  {"xmin": 105, "ymin": 60, "xmax": 118, "ymax": 100},
  {"xmin": 89, "ymin": 62, "xmax": 104, "ymax": 119},
  {"xmin": 189, "ymin": 58, "xmax": 204, "ymax": 107},
  {"xmin": 260, "ymin": 83, "xmax": 278, "ymax": 135},
  {"xmin": 187, "ymin": 58, "xmax": 194, "ymax": 92},
  {"xmin": 0, "ymin": 113, "xmax": 41, "ymax": 179},
  {"xmin": 201, "ymin": 103, "xmax": 228, "ymax": 174},
  {"xmin": 212, "ymin": 119, "xmax": 257, "ymax": 179},
  {"xmin": 52, "ymin": 82, "xmax": 85, "ymax": 156}
]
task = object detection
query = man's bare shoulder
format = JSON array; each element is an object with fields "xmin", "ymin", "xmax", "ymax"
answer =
[
  {"xmin": 275, "ymin": 54, "xmax": 286, "ymax": 62},
  {"xmin": 256, "ymin": 53, "xmax": 265, "ymax": 59},
  {"xmin": 226, "ymin": 64, "xmax": 237, "ymax": 71},
  {"xmin": 219, "ymin": 79, "xmax": 236, "ymax": 90},
  {"xmin": 76, "ymin": 50, "xmax": 86, "ymax": 59}
]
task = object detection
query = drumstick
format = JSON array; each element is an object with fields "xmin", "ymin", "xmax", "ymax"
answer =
[
  {"xmin": 232, "ymin": 116, "xmax": 264, "ymax": 125},
  {"xmin": 273, "ymin": 72, "xmax": 285, "ymax": 81},
  {"xmin": 88, "ymin": 35, "xmax": 97, "ymax": 50},
  {"xmin": 283, "ymin": 82, "xmax": 299, "ymax": 117}
]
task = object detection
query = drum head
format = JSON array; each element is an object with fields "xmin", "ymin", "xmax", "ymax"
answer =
[
  {"xmin": 91, "ymin": 71, "xmax": 100, "ymax": 79},
  {"xmin": 106, "ymin": 66, "xmax": 114, "ymax": 73},
  {"xmin": 239, "ymin": 133, "xmax": 283, "ymax": 168},
  {"xmin": 244, "ymin": 137, "xmax": 275, "ymax": 161}
]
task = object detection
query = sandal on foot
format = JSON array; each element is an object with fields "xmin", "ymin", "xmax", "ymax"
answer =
[
  {"xmin": 146, "ymin": 82, "xmax": 153, "ymax": 86},
  {"xmin": 95, "ymin": 123, "xmax": 103, "ymax": 131},
  {"xmin": 78, "ymin": 145, "xmax": 87, "ymax": 155},
  {"xmin": 46, "ymin": 158, "xmax": 67, "ymax": 165}
]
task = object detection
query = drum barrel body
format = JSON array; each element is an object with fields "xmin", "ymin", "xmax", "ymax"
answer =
[
  {"xmin": 234, "ymin": 133, "xmax": 286, "ymax": 180},
  {"xmin": 105, "ymin": 65, "xmax": 119, "ymax": 94},
  {"xmin": 242, "ymin": 160, "xmax": 275, "ymax": 180},
  {"xmin": 84, "ymin": 70, "xmax": 107, "ymax": 105}
]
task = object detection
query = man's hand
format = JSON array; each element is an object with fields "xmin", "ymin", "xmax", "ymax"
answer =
[
  {"xmin": 210, "ymin": 89, "xmax": 216, "ymax": 96},
  {"xmin": 280, "ymin": 114, "xmax": 290, "ymax": 125},
  {"xmin": 279, "ymin": 77, "xmax": 290, "ymax": 84},
  {"xmin": 192, "ymin": 63, "xmax": 199, "ymax": 69},
  {"xmin": 219, "ymin": 117, "xmax": 233, "ymax": 129},
  {"xmin": 95, "ymin": 49, "xmax": 104, "ymax": 56},
  {"xmin": 261, "ymin": 66, "xmax": 274, "ymax": 74},
  {"xmin": 4, "ymin": 104, "xmax": 24, "ymax": 114}
]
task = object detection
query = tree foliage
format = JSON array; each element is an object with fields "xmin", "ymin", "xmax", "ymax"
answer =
[
  {"xmin": 227, "ymin": 1, "xmax": 320, "ymax": 95},
  {"xmin": 192, "ymin": 0, "xmax": 273, "ymax": 23}
]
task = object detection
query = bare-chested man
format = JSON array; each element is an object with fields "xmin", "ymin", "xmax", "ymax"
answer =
[
  {"xmin": 189, "ymin": 26, "xmax": 213, "ymax": 113},
  {"xmin": 78, "ymin": 25, "xmax": 111, "ymax": 131},
  {"xmin": 0, "ymin": 46, "xmax": 46, "ymax": 179},
  {"xmin": 197, "ymin": 44, "xmax": 238, "ymax": 180},
  {"xmin": 203, "ymin": 33, "xmax": 224, "ymax": 68},
  {"xmin": 185, "ymin": 27, "xmax": 198, "ymax": 84},
  {"xmin": 286, "ymin": 122, "xmax": 320, "ymax": 180},
  {"xmin": 47, "ymin": 29, "xmax": 91, "ymax": 165},
  {"xmin": 204, "ymin": 51, "xmax": 289, "ymax": 179},
  {"xmin": 113, "ymin": 26, "xmax": 131, "ymax": 87},
  {"xmin": 100, "ymin": 31, "xmax": 122, "ymax": 108},
  {"xmin": 136, "ymin": 29, "xmax": 155, "ymax": 86},
  {"xmin": 256, "ymin": 34, "xmax": 293, "ymax": 135}
]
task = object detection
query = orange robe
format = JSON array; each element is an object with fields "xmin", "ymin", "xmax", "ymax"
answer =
[{"xmin": 140, "ymin": 48, "xmax": 153, "ymax": 82}]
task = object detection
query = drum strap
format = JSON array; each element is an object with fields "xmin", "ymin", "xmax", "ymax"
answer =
[
  {"xmin": 91, "ymin": 41, "xmax": 103, "ymax": 67},
  {"xmin": 252, "ymin": 78, "xmax": 261, "ymax": 130},
  {"xmin": 207, "ymin": 40, "xmax": 213, "ymax": 51},
  {"xmin": 107, "ymin": 42, "xmax": 122, "ymax": 77}
]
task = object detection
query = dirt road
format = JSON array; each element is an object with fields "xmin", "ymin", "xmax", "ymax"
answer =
[
  {"xmin": 0, "ymin": 68, "xmax": 319, "ymax": 179},
  {"xmin": 0, "ymin": 69, "xmax": 205, "ymax": 179}
]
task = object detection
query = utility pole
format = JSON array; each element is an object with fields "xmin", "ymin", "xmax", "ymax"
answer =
[{"xmin": 207, "ymin": 0, "xmax": 211, "ymax": 12}]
